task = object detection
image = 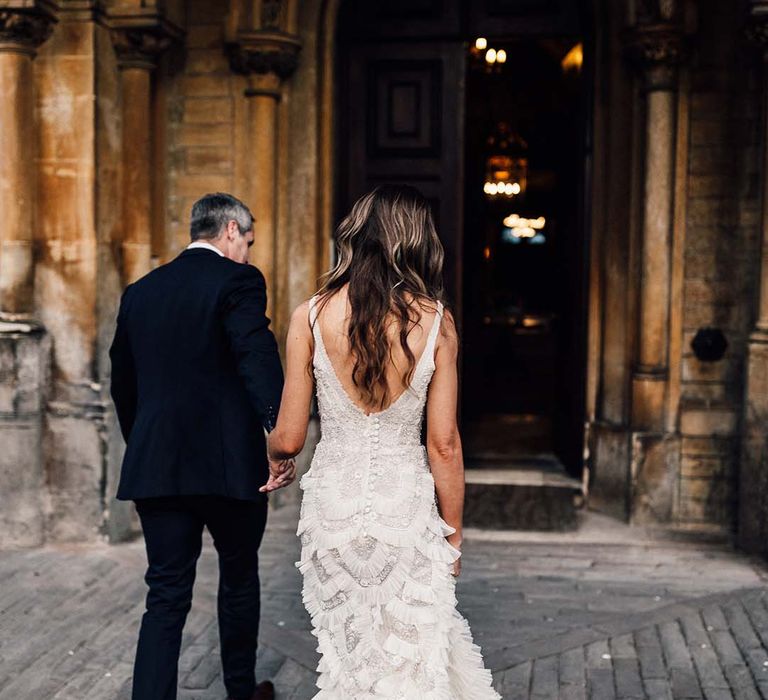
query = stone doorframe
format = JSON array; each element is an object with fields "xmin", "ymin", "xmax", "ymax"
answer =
[{"xmin": 587, "ymin": 0, "xmax": 701, "ymax": 527}]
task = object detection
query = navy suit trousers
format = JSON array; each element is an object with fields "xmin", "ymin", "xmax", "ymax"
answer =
[{"xmin": 132, "ymin": 495, "xmax": 268, "ymax": 700}]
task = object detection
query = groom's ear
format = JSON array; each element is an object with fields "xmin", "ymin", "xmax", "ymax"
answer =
[{"xmin": 226, "ymin": 219, "xmax": 240, "ymax": 240}]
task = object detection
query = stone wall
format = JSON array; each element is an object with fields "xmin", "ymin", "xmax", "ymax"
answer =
[
  {"xmin": 0, "ymin": 0, "xmax": 323, "ymax": 548},
  {"xmin": 162, "ymin": 1, "xmax": 243, "ymax": 262},
  {"xmin": 678, "ymin": 0, "xmax": 762, "ymax": 529}
]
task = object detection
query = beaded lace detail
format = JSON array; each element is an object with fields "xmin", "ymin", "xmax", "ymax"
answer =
[{"xmin": 296, "ymin": 296, "xmax": 500, "ymax": 699}]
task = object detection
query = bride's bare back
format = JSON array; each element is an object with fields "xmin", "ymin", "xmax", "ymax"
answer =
[{"xmin": 313, "ymin": 287, "xmax": 443, "ymax": 415}]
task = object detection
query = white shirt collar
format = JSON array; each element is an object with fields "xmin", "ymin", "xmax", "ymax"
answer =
[{"xmin": 186, "ymin": 241, "xmax": 224, "ymax": 257}]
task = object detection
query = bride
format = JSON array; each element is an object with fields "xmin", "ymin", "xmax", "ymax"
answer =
[{"xmin": 266, "ymin": 185, "xmax": 500, "ymax": 699}]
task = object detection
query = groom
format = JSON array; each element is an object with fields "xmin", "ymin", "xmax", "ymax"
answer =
[{"xmin": 110, "ymin": 193, "xmax": 294, "ymax": 700}]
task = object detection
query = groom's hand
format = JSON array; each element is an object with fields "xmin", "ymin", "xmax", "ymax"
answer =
[{"xmin": 259, "ymin": 457, "xmax": 297, "ymax": 493}]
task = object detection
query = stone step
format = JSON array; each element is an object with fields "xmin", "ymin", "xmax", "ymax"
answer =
[{"xmin": 464, "ymin": 460, "xmax": 583, "ymax": 531}]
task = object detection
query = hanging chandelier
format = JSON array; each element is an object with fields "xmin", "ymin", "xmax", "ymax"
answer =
[
  {"xmin": 503, "ymin": 214, "xmax": 546, "ymax": 239},
  {"xmin": 483, "ymin": 123, "xmax": 528, "ymax": 199},
  {"xmin": 502, "ymin": 213, "xmax": 546, "ymax": 245}
]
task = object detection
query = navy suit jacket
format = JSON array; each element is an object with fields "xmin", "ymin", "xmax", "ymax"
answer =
[{"xmin": 109, "ymin": 248, "xmax": 284, "ymax": 501}]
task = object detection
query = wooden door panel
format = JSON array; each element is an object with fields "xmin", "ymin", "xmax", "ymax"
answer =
[
  {"xmin": 341, "ymin": 42, "xmax": 464, "ymax": 307},
  {"xmin": 367, "ymin": 60, "xmax": 442, "ymax": 158}
]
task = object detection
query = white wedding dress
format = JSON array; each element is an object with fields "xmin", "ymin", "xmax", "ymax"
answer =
[{"xmin": 296, "ymin": 296, "xmax": 500, "ymax": 699}]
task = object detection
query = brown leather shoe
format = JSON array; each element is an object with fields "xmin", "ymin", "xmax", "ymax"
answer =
[{"xmin": 228, "ymin": 680, "xmax": 275, "ymax": 700}]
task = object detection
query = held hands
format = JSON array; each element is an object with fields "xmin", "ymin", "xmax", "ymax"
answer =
[{"xmin": 259, "ymin": 456, "xmax": 297, "ymax": 493}]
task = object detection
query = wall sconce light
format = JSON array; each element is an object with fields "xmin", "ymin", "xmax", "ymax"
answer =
[{"xmin": 470, "ymin": 37, "xmax": 507, "ymax": 73}]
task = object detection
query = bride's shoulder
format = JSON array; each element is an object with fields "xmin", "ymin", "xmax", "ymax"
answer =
[
  {"xmin": 291, "ymin": 298, "xmax": 312, "ymax": 318},
  {"xmin": 434, "ymin": 305, "xmax": 458, "ymax": 350},
  {"xmin": 287, "ymin": 299, "xmax": 314, "ymax": 339}
]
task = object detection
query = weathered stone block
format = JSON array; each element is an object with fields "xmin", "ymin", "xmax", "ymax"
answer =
[
  {"xmin": 738, "ymin": 205, "xmax": 762, "ymax": 229},
  {"xmin": 689, "ymin": 145, "xmax": 729, "ymax": 175},
  {"xmin": 690, "ymin": 119, "xmax": 727, "ymax": 147},
  {"xmin": 681, "ymin": 436, "xmax": 734, "ymax": 456},
  {"xmin": 690, "ymin": 91, "xmax": 748, "ymax": 117},
  {"xmin": 678, "ymin": 495, "xmax": 733, "ymax": 525},
  {"xmin": 185, "ymin": 146, "xmax": 233, "ymax": 174},
  {"xmin": 680, "ymin": 403, "xmax": 738, "ymax": 437},
  {"xmin": 180, "ymin": 75, "xmax": 231, "ymax": 97},
  {"xmin": 183, "ymin": 96, "xmax": 232, "ymax": 123},
  {"xmin": 175, "ymin": 173, "xmax": 233, "ymax": 197},
  {"xmin": 185, "ymin": 24, "xmax": 224, "ymax": 50},
  {"xmin": 687, "ymin": 200, "xmax": 725, "ymax": 228},
  {"xmin": 0, "ymin": 324, "xmax": 49, "ymax": 548},
  {"xmin": 681, "ymin": 355, "xmax": 734, "ymax": 383},
  {"xmin": 0, "ymin": 334, "xmax": 38, "ymax": 415},
  {"xmin": 43, "ymin": 16, "xmax": 95, "ymax": 57},
  {"xmin": 684, "ymin": 279, "xmax": 744, "ymax": 306},
  {"xmin": 679, "ymin": 475, "xmax": 732, "ymax": 501},
  {"xmin": 682, "ymin": 301, "xmax": 751, "ymax": 333},
  {"xmin": 681, "ymin": 455, "xmax": 729, "ymax": 479},
  {"xmin": 685, "ymin": 246, "xmax": 757, "ymax": 282},
  {"xmin": 185, "ymin": 49, "xmax": 230, "ymax": 75},
  {"xmin": 0, "ymin": 423, "xmax": 45, "ymax": 547},
  {"xmin": 589, "ymin": 421, "xmax": 631, "ymax": 521},
  {"xmin": 44, "ymin": 410, "xmax": 106, "ymax": 542},
  {"xmin": 177, "ymin": 122, "xmax": 232, "ymax": 147},
  {"xmin": 630, "ymin": 432, "xmax": 679, "ymax": 526},
  {"xmin": 687, "ymin": 174, "xmax": 727, "ymax": 199},
  {"xmin": 680, "ymin": 382, "xmax": 727, "ymax": 403},
  {"xmin": 683, "ymin": 228, "xmax": 730, "ymax": 257}
]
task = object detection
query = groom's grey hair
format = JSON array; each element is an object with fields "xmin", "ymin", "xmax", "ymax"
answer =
[{"xmin": 189, "ymin": 193, "xmax": 253, "ymax": 241}]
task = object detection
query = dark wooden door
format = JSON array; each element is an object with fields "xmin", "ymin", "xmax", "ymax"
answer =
[{"xmin": 336, "ymin": 8, "xmax": 465, "ymax": 308}]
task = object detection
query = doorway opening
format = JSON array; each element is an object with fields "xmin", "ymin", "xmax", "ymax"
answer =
[{"xmin": 461, "ymin": 37, "xmax": 591, "ymax": 484}]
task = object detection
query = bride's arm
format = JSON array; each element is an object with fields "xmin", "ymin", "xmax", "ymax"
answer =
[
  {"xmin": 425, "ymin": 310, "xmax": 464, "ymax": 553},
  {"xmin": 267, "ymin": 301, "xmax": 315, "ymax": 461}
]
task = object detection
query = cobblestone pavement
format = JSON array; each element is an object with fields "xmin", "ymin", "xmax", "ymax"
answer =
[{"xmin": 2, "ymin": 504, "xmax": 768, "ymax": 699}]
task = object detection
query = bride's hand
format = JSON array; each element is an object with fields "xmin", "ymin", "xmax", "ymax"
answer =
[
  {"xmin": 447, "ymin": 533, "xmax": 462, "ymax": 577},
  {"xmin": 259, "ymin": 457, "xmax": 297, "ymax": 493}
]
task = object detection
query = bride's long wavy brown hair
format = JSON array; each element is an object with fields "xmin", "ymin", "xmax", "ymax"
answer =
[{"xmin": 314, "ymin": 184, "xmax": 446, "ymax": 410}]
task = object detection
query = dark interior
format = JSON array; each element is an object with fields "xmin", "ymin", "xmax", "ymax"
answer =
[
  {"xmin": 461, "ymin": 37, "xmax": 590, "ymax": 476},
  {"xmin": 336, "ymin": 0, "xmax": 592, "ymax": 478}
]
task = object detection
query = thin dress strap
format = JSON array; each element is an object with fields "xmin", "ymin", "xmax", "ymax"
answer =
[
  {"xmin": 308, "ymin": 294, "xmax": 318, "ymax": 324},
  {"xmin": 423, "ymin": 300, "xmax": 444, "ymax": 363},
  {"xmin": 308, "ymin": 295, "xmax": 322, "ymax": 357}
]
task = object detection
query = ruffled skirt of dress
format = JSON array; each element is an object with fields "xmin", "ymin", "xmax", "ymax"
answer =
[{"xmin": 296, "ymin": 471, "xmax": 501, "ymax": 700}]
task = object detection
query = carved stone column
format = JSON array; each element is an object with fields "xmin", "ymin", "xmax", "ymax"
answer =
[
  {"xmin": 0, "ymin": 2, "xmax": 56, "ymax": 314},
  {"xmin": 227, "ymin": 29, "xmax": 300, "ymax": 311},
  {"xmin": 625, "ymin": 17, "xmax": 684, "ymax": 432},
  {"xmin": 110, "ymin": 12, "xmax": 181, "ymax": 284},
  {"xmin": 0, "ymin": 2, "xmax": 55, "ymax": 548},
  {"xmin": 740, "ymin": 2, "xmax": 768, "ymax": 553}
]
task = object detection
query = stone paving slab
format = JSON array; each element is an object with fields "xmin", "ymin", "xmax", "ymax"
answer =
[{"xmin": 1, "ymin": 504, "xmax": 768, "ymax": 699}]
